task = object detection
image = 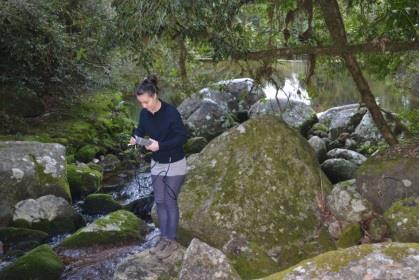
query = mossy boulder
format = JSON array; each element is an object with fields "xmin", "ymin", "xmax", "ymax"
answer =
[
  {"xmin": 67, "ymin": 163, "xmax": 103, "ymax": 199},
  {"xmin": 384, "ymin": 197, "xmax": 419, "ymax": 242},
  {"xmin": 82, "ymin": 193, "xmax": 122, "ymax": 215},
  {"xmin": 0, "ymin": 227, "xmax": 48, "ymax": 247},
  {"xmin": 174, "ymin": 115, "xmax": 334, "ymax": 279},
  {"xmin": 59, "ymin": 210, "xmax": 147, "ymax": 248},
  {"xmin": 260, "ymin": 242, "xmax": 419, "ymax": 279},
  {"xmin": 356, "ymin": 142, "xmax": 419, "ymax": 213},
  {"xmin": 0, "ymin": 141, "xmax": 71, "ymax": 227},
  {"xmin": 12, "ymin": 195, "xmax": 84, "ymax": 235},
  {"xmin": 0, "ymin": 244, "xmax": 64, "ymax": 280},
  {"xmin": 183, "ymin": 137, "xmax": 208, "ymax": 154}
]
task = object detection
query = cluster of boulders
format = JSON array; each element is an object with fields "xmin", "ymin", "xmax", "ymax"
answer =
[{"xmin": 0, "ymin": 78, "xmax": 417, "ymax": 280}]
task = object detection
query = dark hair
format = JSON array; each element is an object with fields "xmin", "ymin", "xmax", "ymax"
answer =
[{"xmin": 135, "ymin": 74, "xmax": 159, "ymax": 97}]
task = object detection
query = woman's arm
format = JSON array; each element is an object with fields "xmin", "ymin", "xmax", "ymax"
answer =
[{"xmin": 158, "ymin": 109, "xmax": 188, "ymax": 151}]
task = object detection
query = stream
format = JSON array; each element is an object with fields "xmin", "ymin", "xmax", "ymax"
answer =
[{"xmin": 0, "ymin": 165, "xmax": 158, "ymax": 280}]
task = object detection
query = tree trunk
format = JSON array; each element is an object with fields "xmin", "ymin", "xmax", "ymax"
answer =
[
  {"xmin": 343, "ymin": 54, "xmax": 399, "ymax": 145},
  {"xmin": 317, "ymin": 0, "xmax": 399, "ymax": 145}
]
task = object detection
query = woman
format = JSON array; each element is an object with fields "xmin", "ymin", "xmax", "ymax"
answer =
[{"xmin": 129, "ymin": 75, "xmax": 188, "ymax": 259}]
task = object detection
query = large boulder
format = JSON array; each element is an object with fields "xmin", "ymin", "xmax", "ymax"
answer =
[
  {"xmin": 59, "ymin": 210, "xmax": 147, "ymax": 248},
  {"xmin": 248, "ymin": 98, "xmax": 317, "ymax": 135},
  {"xmin": 0, "ymin": 141, "xmax": 71, "ymax": 227},
  {"xmin": 260, "ymin": 242, "xmax": 419, "ymax": 280},
  {"xmin": 317, "ymin": 103, "xmax": 360, "ymax": 125},
  {"xmin": 178, "ymin": 238, "xmax": 241, "ymax": 280},
  {"xmin": 174, "ymin": 115, "xmax": 334, "ymax": 278},
  {"xmin": 355, "ymin": 141, "xmax": 419, "ymax": 213},
  {"xmin": 0, "ymin": 244, "xmax": 64, "ymax": 280},
  {"xmin": 67, "ymin": 163, "xmax": 103, "ymax": 199},
  {"xmin": 177, "ymin": 78, "xmax": 264, "ymax": 139},
  {"xmin": 12, "ymin": 195, "xmax": 84, "ymax": 234}
]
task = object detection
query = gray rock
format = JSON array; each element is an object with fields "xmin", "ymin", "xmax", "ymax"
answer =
[
  {"xmin": 12, "ymin": 195, "xmax": 83, "ymax": 234},
  {"xmin": 308, "ymin": 136, "xmax": 327, "ymax": 163},
  {"xmin": 327, "ymin": 179, "xmax": 373, "ymax": 224},
  {"xmin": 317, "ymin": 103, "xmax": 360, "ymax": 125},
  {"xmin": 384, "ymin": 197, "xmax": 419, "ymax": 242},
  {"xmin": 113, "ymin": 242, "xmax": 185, "ymax": 280},
  {"xmin": 178, "ymin": 238, "xmax": 240, "ymax": 280},
  {"xmin": 178, "ymin": 78, "xmax": 264, "ymax": 139},
  {"xmin": 326, "ymin": 106, "xmax": 366, "ymax": 140},
  {"xmin": 248, "ymin": 98, "xmax": 317, "ymax": 131},
  {"xmin": 0, "ymin": 141, "xmax": 70, "ymax": 227},
  {"xmin": 259, "ymin": 242, "xmax": 419, "ymax": 280},
  {"xmin": 326, "ymin": 148, "xmax": 367, "ymax": 166},
  {"xmin": 321, "ymin": 158, "xmax": 358, "ymax": 184}
]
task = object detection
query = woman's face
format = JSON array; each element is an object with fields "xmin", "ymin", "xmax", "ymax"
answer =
[{"xmin": 137, "ymin": 93, "xmax": 158, "ymax": 112}]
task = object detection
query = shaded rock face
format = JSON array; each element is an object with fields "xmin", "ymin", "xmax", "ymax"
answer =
[
  {"xmin": 0, "ymin": 141, "xmax": 70, "ymax": 227},
  {"xmin": 178, "ymin": 238, "xmax": 240, "ymax": 280},
  {"xmin": 261, "ymin": 242, "xmax": 419, "ymax": 280},
  {"xmin": 176, "ymin": 115, "xmax": 334, "ymax": 278},
  {"xmin": 113, "ymin": 243, "xmax": 185, "ymax": 280},
  {"xmin": 177, "ymin": 78, "xmax": 264, "ymax": 139},
  {"xmin": 248, "ymin": 98, "xmax": 317, "ymax": 134},
  {"xmin": 12, "ymin": 195, "xmax": 83, "ymax": 234},
  {"xmin": 355, "ymin": 147, "xmax": 419, "ymax": 214}
]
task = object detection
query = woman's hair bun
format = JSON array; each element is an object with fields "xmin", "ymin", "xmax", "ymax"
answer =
[{"xmin": 144, "ymin": 74, "xmax": 158, "ymax": 87}]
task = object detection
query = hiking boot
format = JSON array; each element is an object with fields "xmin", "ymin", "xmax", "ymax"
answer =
[
  {"xmin": 155, "ymin": 239, "xmax": 179, "ymax": 259},
  {"xmin": 150, "ymin": 236, "xmax": 169, "ymax": 255}
]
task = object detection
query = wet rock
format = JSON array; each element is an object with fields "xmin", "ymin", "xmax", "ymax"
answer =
[
  {"xmin": 0, "ymin": 244, "xmax": 64, "ymax": 280},
  {"xmin": 99, "ymin": 154, "xmax": 121, "ymax": 173},
  {"xmin": 67, "ymin": 163, "xmax": 103, "ymax": 199},
  {"xmin": 178, "ymin": 238, "xmax": 240, "ymax": 280},
  {"xmin": 59, "ymin": 210, "xmax": 147, "ymax": 248},
  {"xmin": 82, "ymin": 193, "xmax": 122, "ymax": 215}
]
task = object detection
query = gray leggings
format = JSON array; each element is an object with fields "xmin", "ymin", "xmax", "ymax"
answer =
[{"xmin": 151, "ymin": 174, "xmax": 185, "ymax": 240}]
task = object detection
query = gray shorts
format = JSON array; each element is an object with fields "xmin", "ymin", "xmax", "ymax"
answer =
[{"xmin": 150, "ymin": 157, "xmax": 187, "ymax": 176}]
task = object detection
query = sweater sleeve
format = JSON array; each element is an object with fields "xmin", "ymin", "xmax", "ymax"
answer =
[
  {"xmin": 133, "ymin": 111, "xmax": 145, "ymax": 138},
  {"xmin": 158, "ymin": 109, "xmax": 188, "ymax": 151}
]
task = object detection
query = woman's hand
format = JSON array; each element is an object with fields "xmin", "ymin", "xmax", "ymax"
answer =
[
  {"xmin": 145, "ymin": 138, "xmax": 159, "ymax": 152},
  {"xmin": 129, "ymin": 136, "xmax": 137, "ymax": 146}
]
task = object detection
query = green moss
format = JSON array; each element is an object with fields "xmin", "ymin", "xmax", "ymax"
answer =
[
  {"xmin": 28, "ymin": 154, "xmax": 71, "ymax": 202},
  {"xmin": 75, "ymin": 144, "xmax": 104, "ymax": 163},
  {"xmin": 336, "ymin": 223, "xmax": 362, "ymax": 248},
  {"xmin": 59, "ymin": 210, "xmax": 146, "ymax": 248},
  {"xmin": 67, "ymin": 163, "xmax": 102, "ymax": 199},
  {"xmin": 0, "ymin": 244, "xmax": 64, "ymax": 280},
  {"xmin": 382, "ymin": 242, "xmax": 419, "ymax": 260},
  {"xmin": 384, "ymin": 197, "xmax": 419, "ymax": 242},
  {"xmin": 83, "ymin": 193, "xmax": 122, "ymax": 215},
  {"xmin": 0, "ymin": 227, "xmax": 48, "ymax": 246}
]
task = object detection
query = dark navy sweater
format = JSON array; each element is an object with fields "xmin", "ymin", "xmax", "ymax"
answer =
[{"xmin": 133, "ymin": 98, "xmax": 188, "ymax": 163}]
